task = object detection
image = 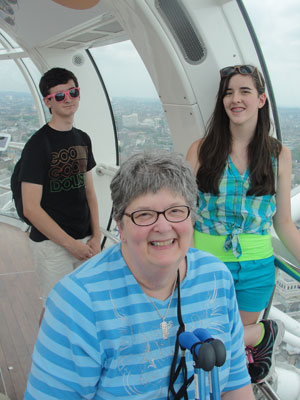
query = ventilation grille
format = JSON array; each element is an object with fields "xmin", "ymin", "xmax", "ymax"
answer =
[
  {"xmin": 45, "ymin": 16, "xmax": 126, "ymax": 50},
  {"xmin": 72, "ymin": 53, "xmax": 85, "ymax": 66},
  {"xmin": 155, "ymin": 0, "xmax": 206, "ymax": 64}
]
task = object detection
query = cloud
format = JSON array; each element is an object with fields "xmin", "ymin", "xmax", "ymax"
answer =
[
  {"xmin": 0, "ymin": 59, "xmax": 29, "ymax": 92},
  {"xmin": 91, "ymin": 41, "xmax": 158, "ymax": 99},
  {"xmin": 244, "ymin": 0, "xmax": 300, "ymax": 107}
]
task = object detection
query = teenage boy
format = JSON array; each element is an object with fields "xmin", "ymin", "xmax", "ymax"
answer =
[{"xmin": 20, "ymin": 67, "xmax": 101, "ymax": 321}]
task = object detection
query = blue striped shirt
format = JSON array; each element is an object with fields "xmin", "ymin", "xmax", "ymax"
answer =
[
  {"xmin": 25, "ymin": 244, "xmax": 250, "ymax": 399},
  {"xmin": 195, "ymin": 156, "xmax": 276, "ymax": 258}
]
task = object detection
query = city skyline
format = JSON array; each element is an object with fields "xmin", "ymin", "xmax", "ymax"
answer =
[{"xmin": 1, "ymin": 91, "xmax": 300, "ymax": 185}]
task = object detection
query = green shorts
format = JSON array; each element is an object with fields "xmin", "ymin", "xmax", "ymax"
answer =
[{"xmin": 225, "ymin": 256, "xmax": 275, "ymax": 312}]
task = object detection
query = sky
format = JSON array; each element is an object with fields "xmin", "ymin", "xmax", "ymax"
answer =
[
  {"xmin": 90, "ymin": 43, "xmax": 158, "ymax": 99},
  {"xmin": 243, "ymin": 0, "xmax": 300, "ymax": 108},
  {"xmin": 0, "ymin": 0, "xmax": 300, "ymax": 107}
]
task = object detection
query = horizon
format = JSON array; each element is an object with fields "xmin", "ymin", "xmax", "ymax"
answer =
[{"xmin": 1, "ymin": 90, "xmax": 300, "ymax": 110}]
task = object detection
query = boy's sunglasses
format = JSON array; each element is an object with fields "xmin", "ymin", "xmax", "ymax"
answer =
[
  {"xmin": 45, "ymin": 87, "xmax": 80, "ymax": 102},
  {"xmin": 220, "ymin": 65, "xmax": 263, "ymax": 87}
]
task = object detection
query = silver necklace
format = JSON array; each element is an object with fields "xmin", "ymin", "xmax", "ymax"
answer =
[{"xmin": 148, "ymin": 277, "xmax": 177, "ymax": 339}]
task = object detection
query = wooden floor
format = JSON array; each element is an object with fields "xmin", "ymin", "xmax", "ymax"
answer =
[{"xmin": 0, "ymin": 223, "xmax": 42, "ymax": 400}]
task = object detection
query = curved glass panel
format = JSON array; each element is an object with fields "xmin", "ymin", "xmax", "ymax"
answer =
[
  {"xmin": 0, "ymin": 27, "xmax": 19, "ymax": 48},
  {"xmin": 22, "ymin": 58, "xmax": 42, "ymax": 94},
  {"xmin": 0, "ymin": 59, "xmax": 40, "ymax": 220},
  {"xmin": 243, "ymin": 1, "xmax": 300, "ymax": 374},
  {"xmin": 90, "ymin": 40, "xmax": 172, "ymax": 163},
  {"xmin": 22, "ymin": 57, "xmax": 46, "ymax": 117},
  {"xmin": 243, "ymin": 0, "xmax": 300, "ymax": 190}
]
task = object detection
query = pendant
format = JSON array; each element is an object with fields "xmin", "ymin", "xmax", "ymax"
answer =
[{"xmin": 160, "ymin": 320, "xmax": 173, "ymax": 339}]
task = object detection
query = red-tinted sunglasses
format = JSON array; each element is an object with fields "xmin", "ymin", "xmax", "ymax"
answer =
[{"xmin": 45, "ymin": 87, "xmax": 80, "ymax": 102}]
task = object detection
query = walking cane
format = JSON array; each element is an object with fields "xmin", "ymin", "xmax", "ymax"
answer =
[{"xmin": 179, "ymin": 329, "xmax": 226, "ymax": 400}]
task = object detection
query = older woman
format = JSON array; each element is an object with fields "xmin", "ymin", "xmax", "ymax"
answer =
[{"xmin": 25, "ymin": 152, "xmax": 254, "ymax": 399}]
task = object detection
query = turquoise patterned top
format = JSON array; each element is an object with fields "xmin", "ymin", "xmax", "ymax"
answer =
[{"xmin": 195, "ymin": 156, "xmax": 277, "ymax": 258}]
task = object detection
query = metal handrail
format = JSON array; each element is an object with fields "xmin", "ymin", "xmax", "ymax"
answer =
[
  {"xmin": 100, "ymin": 228, "xmax": 120, "ymax": 244},
  {"xmin": 274, "ymin": 254, "xmax": 300, "ymax": 281},
  {"xmin": 256, "ymin": 381, "xmax": 281, "ymax": 400},
  {"xmin": 263, "ymin": 254, "xmax": 300, "ymax": 319},
  {"xmin": 257, "ymin": 254, "xmax": 300, "ymax": 399}
]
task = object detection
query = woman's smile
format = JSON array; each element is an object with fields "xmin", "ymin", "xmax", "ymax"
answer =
[{"xmin": 118, "ymin": 188, "xmax": 193, "ymax": 277}]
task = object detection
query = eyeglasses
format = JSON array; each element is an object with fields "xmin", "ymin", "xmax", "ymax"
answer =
[
  {"xmin": 45, "ymin": 87, "xmax": 80, "ymax": 102},
  {"xmin": 220, "ymin": 65, "xmax": 263, "ymax": 87},
  {"xmin": 124, "ymin": 205, "xmax": 190, "ymax": 226}
]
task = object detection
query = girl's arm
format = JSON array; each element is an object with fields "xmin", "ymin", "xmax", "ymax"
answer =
[
  {"xmin": 222, "ymin": 384, "xmax": 255, "ymax": 400},
  {"xmin": 186, "ymin": 138, "xmax": 202, "ymax": 175},
  {"xmin": 273, "ymin": 144, "xmax": 300, "ymax": 264}
]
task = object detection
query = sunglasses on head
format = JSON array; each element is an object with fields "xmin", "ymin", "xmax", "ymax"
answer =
[
  {"xmin": 45, "ymin": 87, "xmax": 80, "ymax": 102},
  {"xmin": 220, "ymin": 65, "xmax": 263, "ymax": 87}
]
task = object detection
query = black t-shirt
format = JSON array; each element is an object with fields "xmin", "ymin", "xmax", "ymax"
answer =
[{"xmin": 19, "ymin": 124, "xmax": 96, "ymax": 242}]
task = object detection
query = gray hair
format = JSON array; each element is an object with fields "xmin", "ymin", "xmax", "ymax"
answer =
[{"xmin": 110, "ymin": 151, "xmax": 198, "ymax": 222}]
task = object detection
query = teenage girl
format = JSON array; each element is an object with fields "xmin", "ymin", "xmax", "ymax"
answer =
[{"xmin": 186, "ymin": 65, "xmax": 300, "ymax": 383}]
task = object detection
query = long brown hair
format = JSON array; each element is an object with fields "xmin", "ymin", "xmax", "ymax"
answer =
[{"xmin": 196, "ymin": 67, "xmax": 282, "ymax": 195}]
